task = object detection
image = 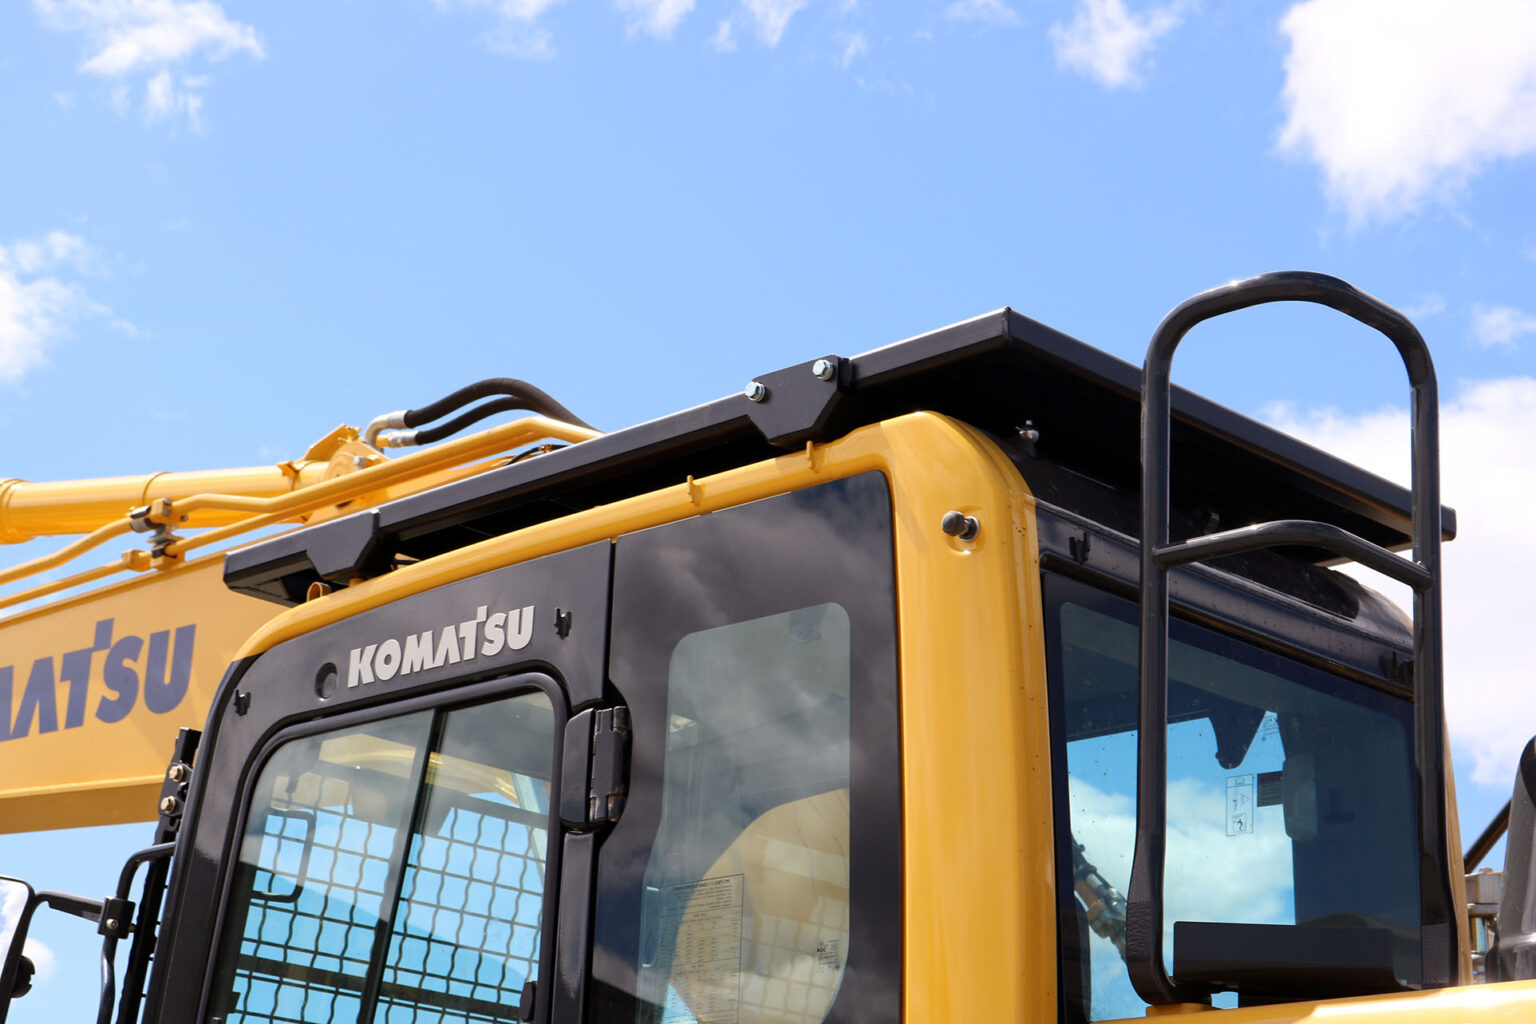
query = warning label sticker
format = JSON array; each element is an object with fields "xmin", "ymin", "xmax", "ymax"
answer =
[
  {"xmin": 659, "ymin": 874, "xmax": 744, "ymax": 1024},
  {"xmin": 1226, "ymin": 774, "xmax": 1255, "ymax": 836}
]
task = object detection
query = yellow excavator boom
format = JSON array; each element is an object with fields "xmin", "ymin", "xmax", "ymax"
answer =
[{"xmin": 0, "ymin": 416, "xmax": 599, "ymax": 834}]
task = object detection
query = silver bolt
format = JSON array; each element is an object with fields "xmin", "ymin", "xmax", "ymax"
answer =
[
  {"xmin": 940, "ymin": 511, "xmax": 980, "ymax": 542},
  {"xmin": 1020, "ymin": 420, "xmax": 1040, "ymax": 443},
  {"xmin": 104, "ymin": 918, "xmax": 119, "ymax": 932},
  {"xmin": 744, "ymin": 381, "xmax": 768, "ymax": 402},
  {"xmin": 167, "ymin": 763, "xmax": 189, "ymax": 783},
  {"xmin": 811, "ymin": 358, "xmax": 836, "ymax": 381},
  {"xmin": 159, "ymin": 796, "xmax": 181, "ymax": 816}
]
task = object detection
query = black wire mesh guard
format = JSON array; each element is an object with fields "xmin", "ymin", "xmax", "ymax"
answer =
[{"xmin": 227, "ymin": 786, "xmax": 548, "ymax": 1023}]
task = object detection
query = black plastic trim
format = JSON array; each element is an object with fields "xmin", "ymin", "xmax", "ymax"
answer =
[{"xmin": 1172, "ymin": 922, "xmax": 1402, "ymax": 1001}]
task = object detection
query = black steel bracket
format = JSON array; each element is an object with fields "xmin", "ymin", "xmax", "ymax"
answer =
[{"xmin": 741, "ymin": 355, "xmax": 850, "ymax": 448}]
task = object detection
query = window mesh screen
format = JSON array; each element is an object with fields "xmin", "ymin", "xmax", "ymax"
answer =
[{"xmin": 212, "ymin": 693, "xmax": 554, "ymax": 1024}]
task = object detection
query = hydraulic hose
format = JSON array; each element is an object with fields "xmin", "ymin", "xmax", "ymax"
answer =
[{"xmin": 364, "ymin": 378, "xmax": 593, "ymax": 447}]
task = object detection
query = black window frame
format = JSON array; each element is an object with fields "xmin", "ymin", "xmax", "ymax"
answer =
[{"xmin": 198, "ymin": 670, "xmax": 570, "ymax": 1024}]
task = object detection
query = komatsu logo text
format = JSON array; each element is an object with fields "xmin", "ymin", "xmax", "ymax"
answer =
[
  {"xmin": 347, "ymin": 605, "xmax": 535, "ymax": 687},
  {"xmin": 1, "ymin": 619, "xmax": 196, "ymax": 741}
]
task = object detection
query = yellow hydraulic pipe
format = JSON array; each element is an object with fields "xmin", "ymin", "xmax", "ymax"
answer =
[
  {"xmin": 0, "ymin": 463, "xmax": 335, "ymax": 542},
  {"xmin": 164, "ymin": 416, "xmax": 598, "ymax": 557},
  {"xmin": 0, "ymin": 416, "xmax": 600, "ymax": 600},
  {"xmin": 0, "ymin": 560, "xmax": 125, "ymax": 612}
]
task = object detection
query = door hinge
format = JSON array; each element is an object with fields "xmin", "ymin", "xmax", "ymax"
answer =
[
  {"xmin": 560, "ymin": 706, "xmax": 631, "ymax": 830},
  {"xmin": 588, "ymin": 706, "xmax": 630, "ymax": 825}
]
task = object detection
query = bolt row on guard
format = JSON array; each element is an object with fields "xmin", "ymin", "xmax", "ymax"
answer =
[{"xmin": 1, "ymin": 272, "xmax": 1535, "ymax": 1024}]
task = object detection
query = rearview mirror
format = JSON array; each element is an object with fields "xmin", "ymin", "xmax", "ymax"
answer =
[{"xmin": 0, "ymin": 876, "xmax": 39, "ymax": 1021}]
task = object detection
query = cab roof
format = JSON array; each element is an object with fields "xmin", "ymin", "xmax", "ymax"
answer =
[{"xmin": 227, "ymin": 307, "xmax": 1455, "ymax": 606}]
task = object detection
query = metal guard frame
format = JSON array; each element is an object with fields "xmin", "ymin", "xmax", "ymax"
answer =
[{"xmin": 1128, "ymin": 271, "xmax": 1456, "ymax": 1004}]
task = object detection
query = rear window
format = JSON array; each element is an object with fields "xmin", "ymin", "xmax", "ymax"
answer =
[{"xmin": 1044, "ymin": 574, "xmax": 1420, "ymax": 1019}]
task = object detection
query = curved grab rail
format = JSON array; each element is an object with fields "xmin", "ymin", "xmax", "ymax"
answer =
[{"xmin": 1129, "ymin": 271, "xmax": 1454, "ymax": 1004}]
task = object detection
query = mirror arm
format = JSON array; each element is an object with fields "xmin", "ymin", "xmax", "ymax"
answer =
[{"xmin": 34, "ymin": 890, "xmax": 106, "ymax": 925}]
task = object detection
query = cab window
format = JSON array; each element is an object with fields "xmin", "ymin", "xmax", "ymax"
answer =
[
  {"xmin": 207, "ymin": 688, "xmax": 557, "ymax": 1023},
  {"xmin": 1044, "ymin": 574, "xmax": 1420, "ymax": 1020},
  {"xmin": 595, "ymin": 473, "xmax": 902, "ymax": 1024}
]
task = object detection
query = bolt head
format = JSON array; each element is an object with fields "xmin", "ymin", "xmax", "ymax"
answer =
[
  {"xmin": 940, "ymin": 510, "xmax": 980, "ymax": 542},
  {"xmin": 104, "ymin": 918, "xmax": 119, "ymax": 932},
  {"xmin": 744, "ymin": 381, "xmax": 768, "ymax": 402},
  {"xmin": 159, "ymin": 796, "xmax": 181, "ymax": 816},
  {"xmin": 812, "ymin": 358, "xmax": 836, "ymax": 381},
  {"xmin": 167, "ymin": 763, "xmax": 189, "ymax": 783}
]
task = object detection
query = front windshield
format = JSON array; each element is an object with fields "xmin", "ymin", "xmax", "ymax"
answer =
[{"xmin": 1045, "ymin": 574, "xmax": 1420, "ymax": 1020}]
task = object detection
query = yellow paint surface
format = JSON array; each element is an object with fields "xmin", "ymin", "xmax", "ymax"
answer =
[{"xmin": 0, "ymin": 555, "xmax": 280, "ymax": 832}]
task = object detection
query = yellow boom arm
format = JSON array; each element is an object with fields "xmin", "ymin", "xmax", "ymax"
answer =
[{"xmin": 0, "ymin": 417, "xmax": 598, "ymax": 834}]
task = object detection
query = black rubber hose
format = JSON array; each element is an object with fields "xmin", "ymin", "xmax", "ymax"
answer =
[
  {"xmin": 411, "ymin": 396, "xmax": 591, "ymax": 445},
  {"xmin": 403, "ymin": 378, "xmax": 594, "ymax": 432}
]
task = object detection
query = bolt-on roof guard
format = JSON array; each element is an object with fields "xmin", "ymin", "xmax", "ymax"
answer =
[
  {"xmin": 226, "ymin": 299, "xmax": 1456, "ymax": 605},
  {"xmin": 1128, "ymin": 271, "xmax": 1456, "ymax": 1004}
]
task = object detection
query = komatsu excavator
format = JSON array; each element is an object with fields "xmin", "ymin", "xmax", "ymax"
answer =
[{"xmin": 1, "ymin": 272, "xmax": 1535, "ymax": 1024}]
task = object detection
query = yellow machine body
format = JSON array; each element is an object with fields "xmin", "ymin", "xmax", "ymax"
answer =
[
  {"xmin": 0, "ymin": 315, "xmax": 1530, "ymax": 1021},
  {"xmin": 212, "ymin": 412, "xmax": 1531, "ymax": 1023},
  {"xmin": 0, "ymin": 557, "xmax": 278, "ymax": 832}
]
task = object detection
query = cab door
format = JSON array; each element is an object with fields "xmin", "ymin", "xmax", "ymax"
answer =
[
  {"xmin": 591, "ymin": 472, "xmax": 904, "ymax": 1024},
  {"xmin": 146, "ymin": 542, "xmax": 612, "ymax": 1024}
]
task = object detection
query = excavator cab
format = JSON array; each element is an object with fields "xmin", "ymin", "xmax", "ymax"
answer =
[{"xmin": 3, "ymin": 273, "xmax": 1521, "ymax": 1023}]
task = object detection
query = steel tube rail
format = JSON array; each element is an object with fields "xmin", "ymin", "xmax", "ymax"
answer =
[{"xmin": 1129, "ymin": 271, "xmax": 1453, "ymax": 1005}]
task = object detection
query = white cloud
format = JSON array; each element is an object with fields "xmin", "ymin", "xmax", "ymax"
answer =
[
  {"xmin": 143, "ymin": 68, "xmax": 204, "ymax": 128},
  {"xmin": 1264, "ymin": 378, "xmax": 1536, "ymax": 789},
  {"xmin": 484, "ymin": 23, "xmax": 555, "ymax": 58},
  {"xmin": 946, "ymin": 0, "xmax": 1020, "ymax": 27},
  {"xmin": 4, "ymin": 231, "xmax": 93, "ymax": 275},
  {"xmin": 1403, "ymin": 293, "xmax": 1446, "ymax": 320},
  {"xmin": 617, "ymin": 0, "xmax": 694, "ymax": 38},
  {"xmin": 1278, "ymin": 0, "xmax": 1536, "ymax": 225},
  {"xmin": 839, "ymin": 30, "xmax": 867, "ymax": 69},
  {"xmin": 429, "ymin": 0, "xmax": 564, "ymax": 56},
  {"xmin": 1471, "ymin": 304, "xmax": 1536, "ymax": 351},
  {"xmin": 710, "ymin": 18, "xmax": 737, "ymax": 52},
  {"xmin": 0, "ymin": 232, "xmax": 127, "ymax": 384},
  {"xmin": 1050, "ymin": 0, "xmax": 1185, "ymax": 89},
  {"xmin": 34, "ymin": 0, "xmax": 262, "ymax": 126},
  {"xmin": 742, "ymin": 0, "xmax": 806, "ymax": 47}
]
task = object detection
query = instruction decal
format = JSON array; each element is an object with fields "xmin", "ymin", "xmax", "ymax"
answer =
[
  {"xmin": 1226, "ymin": 774, "xmax": 1255, "ymax": 836},
  {"xmin": 659, "ymin": 874, "xmax": 744, "ymax": 1024}
]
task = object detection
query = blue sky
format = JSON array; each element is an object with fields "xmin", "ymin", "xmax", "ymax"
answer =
[{"xmin": 3, "ymin": 0, "xmax": 1536, "ymax": 1017}]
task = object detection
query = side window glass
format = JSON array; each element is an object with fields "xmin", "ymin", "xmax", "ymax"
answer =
[
  {"xmin": 637, "ymin": 603, "xmax": 853, "ymax": 1024},
  {"xmin": 210, "ymin": 690, "xmax": 556, "ymax": 1024},
  {"xmin": 596, "ymin": 473, "xmax": 902, "ymax": 1024}
]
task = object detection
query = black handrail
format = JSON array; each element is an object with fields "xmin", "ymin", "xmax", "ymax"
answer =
[{"xmin": 1130, "ymin": 271, "xmax": 1454, "ymax": 1004}]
